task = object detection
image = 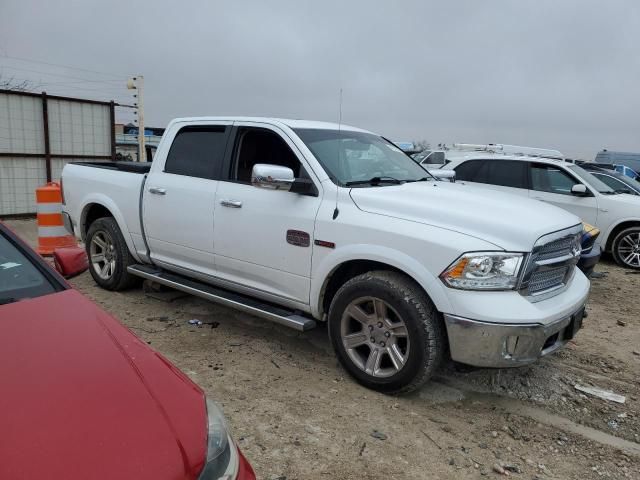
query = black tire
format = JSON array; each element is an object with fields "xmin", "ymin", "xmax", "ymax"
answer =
[
  {"xmin": 611, "ymin": 226, "xmax": 640, "ymax": 270},
  {"xmin": 85, "ymin": 217, "xmax": 140, "ymax": 290},
  {"xmin": 328, "ymin": 271, "xmax": 445, "ymax": 395}
]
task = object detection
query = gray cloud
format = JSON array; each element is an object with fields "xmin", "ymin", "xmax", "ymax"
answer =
[{"xmin": 1, "ymin": 0, "xmax": 638, "ymax": 158}]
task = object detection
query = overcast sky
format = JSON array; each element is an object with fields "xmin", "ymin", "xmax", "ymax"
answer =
[{"xmin": 1, "ymin": 1, "xmax": 639, "ymax": 158}]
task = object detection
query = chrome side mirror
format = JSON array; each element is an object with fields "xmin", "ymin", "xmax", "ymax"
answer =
[
  {"xmin": 571, "ymin": 184, "xmax": 588, "ymax": 196},
  {"xmin": 429, "ymin": 169, "xmax": 456, "ymax": 182},
  {"xmin": 251, "ymin": 164, "xmax": 295, "ymax": 191}
]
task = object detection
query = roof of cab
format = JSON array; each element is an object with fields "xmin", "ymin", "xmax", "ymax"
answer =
[{"xmin": 168, "ymin": 116, "xmax": 374, "ymax": 134}]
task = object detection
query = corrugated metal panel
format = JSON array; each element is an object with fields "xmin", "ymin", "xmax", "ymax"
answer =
[
  {"xmin": 0, "ymin": 93, "xmax": 45, "ymax": 154},
  {"xmin": 48, "ymin": 99, "xmax": 110, "ymax": 156},
  {"xmin": 0, "ymin": 157, "xmax": 47, "ymax": 215}
]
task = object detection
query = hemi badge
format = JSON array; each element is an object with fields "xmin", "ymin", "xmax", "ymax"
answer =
[
  {"xmin": 314, "ymin": 239, "xmax": 335, "ymax": 249},
  {"xmin": 286, "ymin": 230, "xmax": 310, "ymax": 247}
]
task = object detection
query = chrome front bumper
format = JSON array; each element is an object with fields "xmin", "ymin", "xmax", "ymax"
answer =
[{"xmin": 444, "ymin": 305, "xmax": 586, "ymax": 368}]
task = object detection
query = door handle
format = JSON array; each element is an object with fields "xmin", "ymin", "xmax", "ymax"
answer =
[
  {"xmin": 149, "ymin": 187, "xmax": 166, "ymax": 195},
  {"xmin": 220, "ymin": 199, "xmax": 242, "ymax": 208}
]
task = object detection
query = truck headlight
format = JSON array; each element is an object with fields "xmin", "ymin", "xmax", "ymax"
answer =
[
  {"xmin": 199, "ymin": 398, "xmax": 237, "ymax": 479},
  {"xmin": 440, "ymin": 252, "xmax": 524, "ymax": 290}
]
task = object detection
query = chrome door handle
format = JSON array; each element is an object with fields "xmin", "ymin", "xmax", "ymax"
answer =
[
  {"xmin": 220, "ymin": 199, "xmax": 242, "ymax": 208},
  {"xmin": 149, "ymin": 187, "xmax": 166, "ymax": 195}
]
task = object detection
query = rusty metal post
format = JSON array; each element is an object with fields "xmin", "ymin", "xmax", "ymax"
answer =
[
  {"xmin": 41, "ymin": 92, "xmax": 52, "ymax": 182},
  {"xmin": 109, "ymin": 101, "xmax": 116, "ymax": 161}
]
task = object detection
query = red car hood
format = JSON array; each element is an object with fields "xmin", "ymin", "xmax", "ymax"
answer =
[{"xmin": 0, "ymin": 289, "xmax": 206, "ymax": 480}]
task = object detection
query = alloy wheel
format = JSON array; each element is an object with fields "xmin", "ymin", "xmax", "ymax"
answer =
[
  {"xmin": 617, "ymin": 232, "xmax": 640, "ymax": 268},
  {"xmin": 90, "ymin": 230, "xmax": 117, "ymax": 280},
  {"xmin": 340, "ymin": 296, "xmax": 410, "ymax": 378}
]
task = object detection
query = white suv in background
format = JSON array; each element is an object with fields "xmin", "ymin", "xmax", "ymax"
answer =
[{"xmin": 444, "ymin": 145, "xmax": 640, "ymax": 269}]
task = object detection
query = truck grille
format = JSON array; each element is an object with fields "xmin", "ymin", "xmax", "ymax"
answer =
[{"xmin": 521, "ymin": 226, "xmax": 582, "ymax": 299}]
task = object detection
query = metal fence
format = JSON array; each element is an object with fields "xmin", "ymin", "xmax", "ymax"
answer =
[{"xmin": 0, "ymin": 89, "xmax": 116, "ymax": 215}]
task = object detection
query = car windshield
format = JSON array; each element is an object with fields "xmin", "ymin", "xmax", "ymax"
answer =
[
  {"xmin": 567, "ymin": 164, "xmax": 616, "ymax": 194},
  {"xmin": 294, "ymin": 129, "xmax": 434, "ymax": 186},
  {"xmin": 0, "ymin": 231, "xmax": 56, "ymax": 305}
]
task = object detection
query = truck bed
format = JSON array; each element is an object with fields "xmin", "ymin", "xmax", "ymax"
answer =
[{"xmin": 71, "ymin": 161, "xmax": 152, "ymax": 174}]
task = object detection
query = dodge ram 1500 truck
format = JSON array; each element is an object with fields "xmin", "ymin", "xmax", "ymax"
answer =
[{"xmin": 61, "ymin": 117, "xmax": 590, "ymax": 394}]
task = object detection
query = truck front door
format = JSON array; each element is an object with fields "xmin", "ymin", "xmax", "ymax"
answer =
[
  {"xmin": 143, "ymin": 122, "xmax": 231, "ymax": 277},
  {"xmin": 212, "ymin": 123, "xmax": 322, "ymax": 305}
]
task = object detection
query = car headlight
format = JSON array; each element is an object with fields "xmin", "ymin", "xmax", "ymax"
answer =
[
  {"xmin": 199, "ymin": 398, "xmax": 237, "ymax": 480},
  {"xmin": 440, "ymin": 252, "xmax": 524, "ymax": 290}
]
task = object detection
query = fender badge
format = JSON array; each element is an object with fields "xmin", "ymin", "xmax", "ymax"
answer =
[{"xmin": 314, "ymin": 239, "xmax": 335, "ymax": 249}]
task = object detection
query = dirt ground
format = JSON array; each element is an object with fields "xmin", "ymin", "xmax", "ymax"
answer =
[{"xmin": 7, "ymin": 218, "xmax": 640, "ymax": 479}]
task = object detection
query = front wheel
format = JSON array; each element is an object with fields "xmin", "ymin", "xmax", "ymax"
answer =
[
  {"xmin": 612, "ymin": 227, "xmax": 640, "ymax": 269},
  {"xmin": 328, "ymin": 271, "xmax": 445, "ymax": 395}
]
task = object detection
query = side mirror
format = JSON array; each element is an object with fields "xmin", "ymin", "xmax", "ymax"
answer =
[
  {"xmin": 571, "ymin": 184, "xmax": 588, "ymax": 196},
  {"xmin": 251, "ymin": 164, "xmax": 294, "ymax": 191},
  {"xmin": 251, "ymin": 164, "xmax": 318, "ymax": 196},
  {"xmin": 429, "ymin": 169, "xmax": 456, "ymax": 182}
]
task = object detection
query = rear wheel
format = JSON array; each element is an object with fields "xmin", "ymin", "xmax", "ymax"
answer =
[
  {"xmin": 328, "ymin": 271, "xmax": 444, "ymax": 394},
  {"xmin": 86, "ymin": 217, "xmax": 140, "ymax": 290},
  {"xmin": 612, "ymin": 227, "xmax": 640, "ymax": 269}
]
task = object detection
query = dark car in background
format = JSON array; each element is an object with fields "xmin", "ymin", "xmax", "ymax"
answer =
[
  {"xmin": 0, "ymin": 222, "xmax": 255, "ymax": 480},
  {"xmin": 579, "ymin": 163, "xmax": 640, "ymax": 196}
]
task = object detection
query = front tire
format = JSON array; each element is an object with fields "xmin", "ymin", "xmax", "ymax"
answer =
[
  {"xmin": 86, "ymin": 217, "xmax": 140, "ymax": 290},
  {"xmin": 611, "ymin": 226, "xmax": 640, "ymax": 269},
  {"xmin": 328, "ymin": 271, "xmax": 445, "ymax": 395}
]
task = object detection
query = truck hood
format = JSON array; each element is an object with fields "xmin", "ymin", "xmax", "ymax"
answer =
[
  {"xmin": 0, "ymin": 289, "xmax": 206, "ymax": 480},
  {"xmin": 349, "ymin": 181, "xmax": 581, "ymax": 251}
]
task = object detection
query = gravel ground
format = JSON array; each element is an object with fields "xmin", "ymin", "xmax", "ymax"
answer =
[{"xmin": 6, "ymin": 219, "xmax": 640, "ymax": 479}]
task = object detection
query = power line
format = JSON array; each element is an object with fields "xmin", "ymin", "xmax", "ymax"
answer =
[
  {"xmin": 0, "ymin": 65, "xmax": 126, "ymax": 85},
  {"xmin": 0, "ymin": 54, "xmax": 127, "ymax": 79}
]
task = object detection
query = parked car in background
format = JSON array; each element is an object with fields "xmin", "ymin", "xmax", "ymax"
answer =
[
  {"xmin": 444, "ymin": 145, "xmax": 640, "ymax": 269},
  {"xmin": 62, "ymin": 117, "xmax": 589, "ymax": 394},
  {"xmin": 579, "ymin": 163, "xmax": 640, "ymax": 196},
  {"xmin": 578, "ymin": 223, "xmax": 601, "ymax": 277},
  {"xmin": 595, "ymin": 149, "xmax": 640, "ymax": 176},
  {"xmin": 412, "ymin": 149, "xmax": 447, "ymax": 168},
  {"xmin": 0, "ymin": 222, "xmax": 255, "ymax": 480}
]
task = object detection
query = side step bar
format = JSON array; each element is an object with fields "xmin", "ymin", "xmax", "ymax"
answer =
[{"xmin": 127, "ymin": 264, "xmax": 317, "ymax": 332}]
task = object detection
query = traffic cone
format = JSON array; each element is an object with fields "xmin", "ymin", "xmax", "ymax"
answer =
[{"xmin": 36, "ymin": 182, "xmax": 77, "ymax": 255}]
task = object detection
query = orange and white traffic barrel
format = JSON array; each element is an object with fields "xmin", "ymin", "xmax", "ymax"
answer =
[{"xmin": 35, "ymin": 182, "xmax": 77, "ymax": 255}]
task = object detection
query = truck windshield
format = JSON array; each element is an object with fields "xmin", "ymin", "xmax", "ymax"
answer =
[
  {"xmin": 567, "ymin": 164, "xmax": 616, "ymax": 194},
  {"xmin": 294, "ymin": 129, "xmax": 433, "ymax": 186},
  {"xmin": 0, "ymin": 232, "xmax": 57, "ymax": 305}
]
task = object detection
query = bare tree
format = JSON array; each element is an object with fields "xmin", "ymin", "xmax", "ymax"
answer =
[
  {"xmin": 413, "ymin": 139, "xmax": 431, "ymax": 151},
  {"xmin": 0, "ymin": 75, "xmax": 39, "ymax": 92}
]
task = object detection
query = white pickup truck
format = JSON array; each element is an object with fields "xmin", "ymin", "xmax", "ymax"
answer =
[{"xmin": 61, "ymin": 117, "xmax": 590, "ymax": 394}]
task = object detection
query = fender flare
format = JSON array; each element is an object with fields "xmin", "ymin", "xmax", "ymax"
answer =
[
  {"xmin": 310, "ymin": 244, "xmax": 454, "ymax": 319},
  {"xmin": 79, "ymin": 194, "xmax": 142, "ymax": 263},
  {"xmin": 602, "ymin": 217, "xmax": 640, "ymax": 250}
]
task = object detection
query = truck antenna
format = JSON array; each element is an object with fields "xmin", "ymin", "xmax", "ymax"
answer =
[{"xmin": 333, "ymin": 88, "xmax": 343, "ymax": 220}]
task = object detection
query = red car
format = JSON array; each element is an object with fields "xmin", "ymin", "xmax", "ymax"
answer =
[{"xmin": 0, "ymin": 222, "xmax": 255, "ymax": 480}]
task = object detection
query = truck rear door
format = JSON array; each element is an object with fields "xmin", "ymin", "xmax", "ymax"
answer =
[{"xmin": 143, "ymin": 122, "xmax": 231, "ymax": 276}]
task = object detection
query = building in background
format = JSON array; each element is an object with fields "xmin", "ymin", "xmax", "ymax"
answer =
[{"xmin": 115, "ymin": 123, "xmax": 164, "ymax": 161}]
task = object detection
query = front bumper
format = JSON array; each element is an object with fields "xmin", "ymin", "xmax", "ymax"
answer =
[{"xmin": 444, "ymin": 304, "xmax": 586, "ymax": 368}]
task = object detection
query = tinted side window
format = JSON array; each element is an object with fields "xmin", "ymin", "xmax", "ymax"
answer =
[
  {"xmin": 488, "ymin": 160, "xmax": 528, "ymax": 189},
  {"xmin": 165, "ymin": 126, "xmax": 229, "ymax": 179},
  {"xmin": 454, "ymin": 160, "xmax": 485, "ymax": 182},
  {"xmin": 530, "ymin": 164, "xmax": 578, "ymax": 195},
  {"xmin": 592, "ymin": 173, "xmax": 629, "ymax": 192}
]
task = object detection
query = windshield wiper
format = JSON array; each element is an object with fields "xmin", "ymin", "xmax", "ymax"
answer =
[
  {"xmin": 404, "ymin": 176, "xmax": 433, "ymax": 183},
  {"xmin": 0, "ymin": 297, "xmax": 19, "ymax": 305},
  {"xmin": 345, "ymin": 176, "xmax": 403, "ymax": 186}
]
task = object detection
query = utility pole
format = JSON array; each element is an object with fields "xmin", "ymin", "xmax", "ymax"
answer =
[{"xmin": 127, "ymin": 75, "xmax": 145, "ymax": 162}]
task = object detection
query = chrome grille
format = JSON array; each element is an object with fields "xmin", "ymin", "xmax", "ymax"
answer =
[
  {"xmin": 520, "ymin": 226, "xmax": 582, "ymax": 299},
  {"xmin": 528, "ymin": 266, "xmax": 569, "ymax": 293}
]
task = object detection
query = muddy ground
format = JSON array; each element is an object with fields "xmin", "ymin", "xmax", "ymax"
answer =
[{"xmin": 7, "ymin": 219, "xmax": 640, "ymax": 479}]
